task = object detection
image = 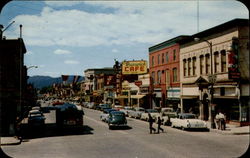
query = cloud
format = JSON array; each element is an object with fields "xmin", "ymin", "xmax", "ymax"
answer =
[
  {"xmin": 54, "ymin": 49, "xmax": 72, "ymax": 55},
  {"xmin": 64, "ymin": 60, "xmax": 79, "ymax": 65},
  {"xmin": 7, "ymin": 1, "xmax": 248, "ymax": 48},
  {"xmin": 45, "ymin": 1, "xmax": 83, "ymax": 7},
  {"xmin": 112, "ymin": 48, "xmax": 119, "ymax": 53}
]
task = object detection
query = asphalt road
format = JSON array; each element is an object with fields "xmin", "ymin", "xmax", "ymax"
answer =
[{"xmin": 1, "ymin": 105, "xmax": 249, "ymax": 158}]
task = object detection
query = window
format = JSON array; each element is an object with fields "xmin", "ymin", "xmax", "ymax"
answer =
[
  {"xmin": 162, "ymin": 53, "xmax": 164, "ymax": 64},
  {"xmin": 188, "ymin": 58, "xmax": 191, "ymax": 76},
  {"xmin": 166, "ymin": 52, "xmax": 169, "ymax": 63},
  {"xmin": 173, "ymin": 49, "xmax": 176, "ymax": 61},
  {"xmin": 205, "ymin": 54, "xmax": 210, "ymax": 74},
  {"xmin": 183, "ymin": 59, "xmax": 187, "ymax": 77},
  {"xmin": 158, "ymin": 54, "xmax": 160, "ymax": 65},
  {"xmin": 200, "ymin": 55, "xmax": 204, "ymax": 74},
  {"xmin": 214, "ymin": 52, "xmax": 219, "ymax": 73},
  {"xmin": 157, "ymin": 70, "xmax": 161, "ymax": 84},
  {"xmin": 151, "ymin": 72, "xmax": 155, "ymax": 84},
  {"xmin": 166, "ymin": 69, "xmax": 170, "ymax": 87},
  {"xmin": 152, "ymin": 56, "xmax": 154, "ymax": 67},
  {"xmin": 173, "ymin": 68, "xmax": 178, "ymax": 82},
  {"xmin": 192, "ymin": 57, "xmax": 196, "ymax": 76},
  {"xmin": 221, "ymin": 50, "xmax": 226, "ymax": 72}
]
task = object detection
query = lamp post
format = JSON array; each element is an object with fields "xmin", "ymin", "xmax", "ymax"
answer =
[{"xmin": 194, "ymin": 38, "xmax": 216, "ymax": 129}]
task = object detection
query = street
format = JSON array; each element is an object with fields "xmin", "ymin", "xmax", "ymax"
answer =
[{"xmin": 1, "ymin": 105, "xmax": 249, "ymax": 158}]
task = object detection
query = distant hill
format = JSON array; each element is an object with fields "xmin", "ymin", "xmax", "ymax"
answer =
[{"xmin": 28, "ymin": 75, "xmax": 85, "ymax": 89}]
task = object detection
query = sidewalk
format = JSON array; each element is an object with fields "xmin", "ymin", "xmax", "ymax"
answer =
[
  {"xmin": 1, "ymin": 136, "xmax": 21, "ymax": 146},
  {"xmin": 207, "ymin": 122, "xmax": 250, "ymax": 135}
]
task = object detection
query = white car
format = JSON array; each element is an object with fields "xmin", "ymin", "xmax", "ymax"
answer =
[
  {"xmin": 128, "ymin": 107, "xmax": 145, "ymax": 119},
  {"xmin": 141, "ymin": 109, "xmax": 160, "ymax": 121},
  {"xmin": 120, "ymin": 106, "xmax": 134, "ymax": 116},
  {"xmin": 171, "ymin": 113, "xmax": 207, "ymax": 130},
  {"xmin": 100, "ymin": 109, "xmax": 117, "ymax": 122}
]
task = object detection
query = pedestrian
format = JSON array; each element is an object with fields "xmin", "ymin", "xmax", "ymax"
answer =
[
  {"xmin": 220, "ymin": 112, "xmax": 226, "ymax": 130},
  {"xmin": 148, "ymin": 113, "xmax": 156, "ymax": 134},
  {"xmin": 215, "ymin": 112, "xmax": 220, "ymax": 129},
  {"xmin": 157, "ymin": 116, "xmax": 164, "ymax": 133}
]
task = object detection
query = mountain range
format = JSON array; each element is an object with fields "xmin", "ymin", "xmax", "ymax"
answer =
[{"xmin": 28, "ymin": 75, "xmax": 85, "ymax": 89}]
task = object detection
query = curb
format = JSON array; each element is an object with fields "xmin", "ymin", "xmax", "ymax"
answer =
[
  {"xmin": 1, "ymin": 138, "xmax": 22, "ymax": 146},
  {"xmin": 209, "ymin": 129, "xmax": 250, "ymax": 135}
]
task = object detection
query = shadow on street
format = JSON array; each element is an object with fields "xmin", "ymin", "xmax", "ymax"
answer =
[{"xmin": 20, "ymin": 123, "xmax": 94, "ymax": 140}]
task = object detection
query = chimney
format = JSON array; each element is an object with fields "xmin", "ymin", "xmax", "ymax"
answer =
[{"xmin": 20, "ymin": 24, "xmax": 22, "ymax": 38}]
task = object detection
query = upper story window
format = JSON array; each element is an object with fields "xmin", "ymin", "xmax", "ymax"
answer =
[
  {"xmin": 166, "ymin": 52, "xmax": 169, "ymax": 63},
  {"xmin": 200, "ymin": 55, "xmax": 204, "ymax": 75},
  {"xmin": 162, "ymin": 53, "xmax": 164, "ymax": 64},
  {"xmin": 183, "ymin": 59, "xmax": 187, "ymax": 77},
  {"xmin": 221, "ymin": 50, "xmax": 227, "ymax": 72},
  {"xmin": 151, "ymin": 71, "xmax": 155, "ymax": 84},
  {"xmin": 188, "ymin": 58, "xmax": 191, "ymax": 76},
  {"xmin": 173, "ymin": 49, "xmax": 176, "ymax": 61},
  {"xmin": 166, "ymin": 69, "xmax": 170, "ymax": 87},
  {"xmin": 157, "ymin": 70, "xmax": 161, "ymax": 84},
  {"xmin": 192, "ymin": 57, "xmax": 196, "ymax": 76},
  {"xmin": 205, "ymin": 54, "xmax": 210, "ymax": 74},
  {"xmin": 158, "ymin": 54, "xmax": 160, "ymax": 65},
  {"xmin": 152, "ymin": 56, "xmax": 154, "ymax": 67},
  {"xmin": 214, "ymin": 51, "xmax": 219, "ymax": 73},
  {"xmin": 173, "ymin": 68, "xmax": 178, "ymax": 82}
]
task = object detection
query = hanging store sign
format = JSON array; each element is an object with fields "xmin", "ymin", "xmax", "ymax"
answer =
[
  {"xmin": 228, "ymin": 37, "xmax": 240, "ymax": 80},
  {"xmin": 122, "ymin": 60, "xmax": 147, "ymax": 75}
]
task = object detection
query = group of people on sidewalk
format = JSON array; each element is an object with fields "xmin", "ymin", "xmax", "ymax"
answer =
[
  {"xmin": 148, "ymin": 113, "xmax": 164, "ymax": 134},
  {"xmin": 215, "ymin": 111, "xmax": 226, "ymax": 130}
]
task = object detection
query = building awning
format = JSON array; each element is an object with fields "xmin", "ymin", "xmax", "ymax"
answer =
[
  {"xmin": 115, "ymin": 95, "xmax": 128, "ymax": 99},
  {"xmin": 131, "ymin": 95, "xmax": 145, "ymax": 99}
]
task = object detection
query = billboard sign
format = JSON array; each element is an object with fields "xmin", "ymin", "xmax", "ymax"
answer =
[{"xmin": 122, "ymin": 60, "xmax": 147, "ymax": 75}]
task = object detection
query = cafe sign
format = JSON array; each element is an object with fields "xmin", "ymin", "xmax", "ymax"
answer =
[{"xmin": 122, "ymin": 60, "xmax": 147, "ymax": 75}]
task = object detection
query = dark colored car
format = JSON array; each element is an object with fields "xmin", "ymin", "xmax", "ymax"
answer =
[
  {"xmin": 100, "ymin": 104, "xmax": 111, "ymax": 111},
  {"xmin": 28, "ymin": 110, "xmax": 46, "ymax": 127},
  {"xmin": 56, "ymin": 103, "xmax": 84, "ymax": 127},
  {"xmin": 107, "ymin": 111, "xmax": 127, "ymax": 129}
]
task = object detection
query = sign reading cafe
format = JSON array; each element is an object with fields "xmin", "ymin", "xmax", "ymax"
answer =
[{"xmin": 122, "ymin": 60, "xmax": 147, "ymax": 75}]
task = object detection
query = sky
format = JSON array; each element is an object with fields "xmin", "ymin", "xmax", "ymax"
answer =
[{"xmin": 0, "ymin": 0, "xmax": 248, "ymax": 77}]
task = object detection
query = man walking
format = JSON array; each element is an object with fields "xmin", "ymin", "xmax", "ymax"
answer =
[
  {"xmin": 157, "ymin": 116, "xmax": 164, "ymax": 133},
  {"xmin": 148, "ymin": 113, "xmax": 156, "ymax": 134}
]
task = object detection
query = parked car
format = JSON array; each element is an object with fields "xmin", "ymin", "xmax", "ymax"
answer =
[
  {"xmin": 28, "ymin": 110, "xmax": 46, "ymax": 127},
  {"xmin": 100, "ymin": 104, "xmax": 111, "ymax": 111},
  {"xmin": 113, "ymin": 105, "xmax": 123, "ymax": 111},
  {"xmin": 128, "ymin": 107, "xmax": 145, "ymax": 119},
  {"xmin": 87, "ymin": 102, "xmax": 95, "ymax": 109},
  {"xmin": 100, "ymin": 108, "xmax": 117, "ymax": 122},
  {"xmin": 120, "ymin": 106, "xmax": 134, "ymax": 116},
  {"xmin": 140, "ymin": 109, "xmax": 160, "ymax": 121},
  {"xmin": 158, "ymin": 107, "xmax": 178, "ymax": 126},
  {"xmin": 171, "ymin": 113, "xmax": 207, "ymax": 130},
  {"xmin": 107, "ymin": 111, "xmax": 127, "ymax": 129}
]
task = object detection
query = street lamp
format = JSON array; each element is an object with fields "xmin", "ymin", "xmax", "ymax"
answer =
[{"xmin": 194, "ymin": 37, "xmax": 216, "ymax": 129}]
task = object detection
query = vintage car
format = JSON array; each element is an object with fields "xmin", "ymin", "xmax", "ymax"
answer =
[
  {"xmin": 107, "ymin": 111, "xmax": 127, "ymax": 129},
  {"xmin": 160, "ymin": 108, "xmax": 178, "ymax": 126},
  {"xmin": 140, "ymin": 109, "xmax": 160, "ymax": 121},
  {"xmin": 120, "ymin": 106, "xmax": 134, "ymax": 116},
  {"xmin": 171, "ymin": 113, "xmax": 207, "ymax": 130},
  {"xmin": 28, "ymin": 110, "xmax": 46, "ymax": 127},
  {"xmin": 100, "ymin": 108, "xmax": 116, "ymax": 122},
  {"xmin": 128, "ymin": 107, "xmax": 145, "ymax": 119}
]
